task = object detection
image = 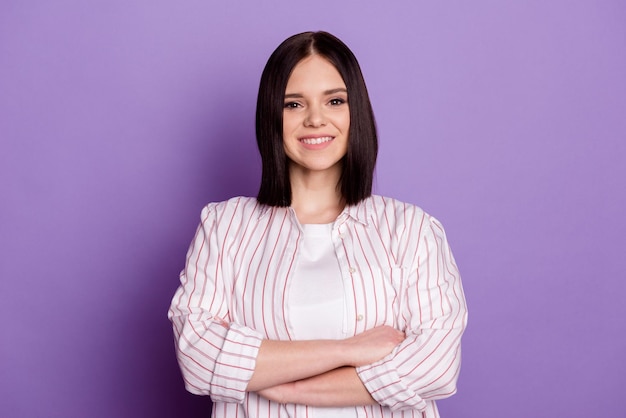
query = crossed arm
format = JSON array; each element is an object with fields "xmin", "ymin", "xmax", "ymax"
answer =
[
  {"xmin": 247, "ymin": 325, "xmax": 405, "ymax": 406},
  {"xmin": 170, "ymin": 205, "xmax": 466, "ymax": 409}
]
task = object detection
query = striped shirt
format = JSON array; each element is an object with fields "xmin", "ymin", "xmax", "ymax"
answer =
[{"xmin": 168, "ymin": 195, "xmax": 468, "ymax": 418}]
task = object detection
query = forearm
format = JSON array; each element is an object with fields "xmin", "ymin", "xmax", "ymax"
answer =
[
  {"xmin": 260, "ymin": 367, "xmax": 376, "ymax": 407},
  {"xmin": 247, "ymin": 325, "xmax": 405, "ymax": 392},
  {"xmin": 246, "ymin": 339, "xmax": 347, "ymax": 391}
]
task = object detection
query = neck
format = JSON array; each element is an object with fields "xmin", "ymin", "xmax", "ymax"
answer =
[{"xmin": 289, "ymin": 165, "xmax": 344, "ymax": 224}]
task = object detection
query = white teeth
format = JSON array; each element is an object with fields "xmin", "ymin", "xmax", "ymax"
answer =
[{"xmin": 301, "ymin": 136, "xmax": 333, "ymax": 145}]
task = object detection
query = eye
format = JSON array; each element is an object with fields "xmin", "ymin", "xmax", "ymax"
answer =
[
  {"xmin": 284, "ymin": 101, "xmax": 301, "ymax": 109},
  {"xmin": 329, "ymin": 98, "xmax": 346, "ymax": 106}
]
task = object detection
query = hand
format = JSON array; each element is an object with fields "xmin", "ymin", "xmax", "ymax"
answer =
[
  {"xmin": 342, "ymin": 326, "xmax": 405, "ymax": 367},
  {"xmin": 213, "ymin": 316, "xmax": 230, "ymax": 328}
]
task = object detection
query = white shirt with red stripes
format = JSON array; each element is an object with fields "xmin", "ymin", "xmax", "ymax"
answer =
[{"xmin": 168, "ymin": 195, "xmax": 467, "ymax": 418}]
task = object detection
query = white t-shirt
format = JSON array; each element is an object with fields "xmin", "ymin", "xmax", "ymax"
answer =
[
  {"xmin": 288, "ymin": 223, "xmax": 358, "ymax": 417},
  {"xmin": 289, "ymin": 223, "xmax": 345, "ymax": 339}
]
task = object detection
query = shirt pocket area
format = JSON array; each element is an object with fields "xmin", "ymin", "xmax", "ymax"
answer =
[{"xmin": 351, "ymin": 266, "xmax": 406, "ymax": 332}]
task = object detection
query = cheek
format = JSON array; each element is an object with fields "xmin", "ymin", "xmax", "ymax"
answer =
[
  {"xmin": 336, "ymin": 112, "xmax": 350, "ymax": 133},
  {"xmin": 333, "ymin": 107, "xmax": 350, "ymax": 126},
  {"xmin": 282, "ymin": 113, "xmax": 298, "ymax": 135}
]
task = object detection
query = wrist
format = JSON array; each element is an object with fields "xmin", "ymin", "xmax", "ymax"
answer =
[{"xmin": 335, "ymin": 338, "xmax": 354, "ymax": 367}]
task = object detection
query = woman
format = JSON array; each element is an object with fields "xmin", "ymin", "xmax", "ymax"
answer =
[{"xmin": 168, "ymin": 31, "xmax": 467, "ymax": 417}]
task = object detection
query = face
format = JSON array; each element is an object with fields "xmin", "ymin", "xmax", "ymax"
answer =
[{"xmin": 282, "ymin": 54, "xmax": 350, "ymax": 177}]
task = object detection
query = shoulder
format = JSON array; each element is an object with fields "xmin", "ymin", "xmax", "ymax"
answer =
[
  {"xmin": 364, "ymin": 195, "xmax": 449, "ymax": 238},
  {"xmin": 199, "ymin": 196, "xmax": 268, "ymax": 223},
  {"xmin": 365, "ymin": 195, "xmax": 428, "ymax": 224},
  {"xmin": 203, "ymin": 196, "xmax": 262, "ymax": 212},
  {"xmin": 363, "ymin": 196, "xmax": 456, "ymax": 269}
]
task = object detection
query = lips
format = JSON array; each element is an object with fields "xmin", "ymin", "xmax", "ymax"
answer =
[{"xmin": 299, "ymin": 136, "xmax": 334, "ymax": 145}]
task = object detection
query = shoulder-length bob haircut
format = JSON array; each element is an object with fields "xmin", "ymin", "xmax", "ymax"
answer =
[{"xmin": 256, "ymin": 31, "xmax": 378, "ymax": 207}]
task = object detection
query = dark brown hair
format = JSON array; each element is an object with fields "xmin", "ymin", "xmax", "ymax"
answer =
[{"xmin": 256, "ymin": 31, "xmax": 378, "ymax": 206}]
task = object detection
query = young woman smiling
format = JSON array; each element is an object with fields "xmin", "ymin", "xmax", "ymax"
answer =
[{"xmin": 169, "ymin": 31, "xmax": 467, "ymax": 418}]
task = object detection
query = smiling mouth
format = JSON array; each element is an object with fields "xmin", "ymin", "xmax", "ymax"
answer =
[{"xmin": 299, "ymin": 136, "xmax": 334, "ymax": 145}]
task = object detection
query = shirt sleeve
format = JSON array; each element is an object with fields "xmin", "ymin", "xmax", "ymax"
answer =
[
  {"xmin": 167, "ymin": 204, "xmax": 263, "ymax": 403},
  {"xmin": 356, "ymin": 214, "xmax": 468, "ymax": 411}
]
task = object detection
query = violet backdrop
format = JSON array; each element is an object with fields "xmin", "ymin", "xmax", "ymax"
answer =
[{"xmin": 1, "ymin": 1, "xmax": 625, "ymax": 417}]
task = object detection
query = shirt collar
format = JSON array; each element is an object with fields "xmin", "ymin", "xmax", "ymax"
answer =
[
  {"xmin": 256, "ymin": 202, "xmax": 272, "ymax": 220},
  {"xmin": 341, "ymin": 196, "xmax": 371, "ymax": 226},
  {"xmin": 255, "ymin": 196, "xmax": 373, "ymax": 226}
]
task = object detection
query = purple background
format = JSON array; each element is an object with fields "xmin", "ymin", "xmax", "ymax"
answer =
[{"xmin": 2, "ymin": 1, "xmax": 625, "ymax": 417}]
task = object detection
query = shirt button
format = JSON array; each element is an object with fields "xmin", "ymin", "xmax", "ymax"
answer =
[
  {"xmin": 349, "ymin": 267, "xmax": 356, "ymax": 274},
  {"xmin": 357, "ymin": 314, "xmax": 364, "ymax": 321},
  {"xmin": 338, "ymin": 234, "xmax": 345, "ymax": 239}
]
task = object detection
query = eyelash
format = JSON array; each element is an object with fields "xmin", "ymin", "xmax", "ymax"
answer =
[{"xmin": 283, "ymin": 98, "xmax": 347, "ymax": 109}]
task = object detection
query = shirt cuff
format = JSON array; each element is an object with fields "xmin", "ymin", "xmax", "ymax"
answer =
[
  {"xmin": 356, "ymin": 357, "xmax": 426, "ymax": 411},
  {"xmin": 210, "ymin": 323, "xmax": 263, "ymax": 403}
]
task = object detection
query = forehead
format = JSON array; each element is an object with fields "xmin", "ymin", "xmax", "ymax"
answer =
[{"xmin": 285, "ymin": 55, "xmax": 346, "ymax": 92}]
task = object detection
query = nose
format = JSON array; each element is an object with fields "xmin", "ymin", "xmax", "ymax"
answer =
[{"xmin": 304, "ymin": 105, "xmax": 326, "ymax": 127}]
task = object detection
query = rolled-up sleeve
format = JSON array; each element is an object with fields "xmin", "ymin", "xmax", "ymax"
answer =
[
  {"xmin": 357, "ymin": 215, "xmax": 468, "ymax": 411},
  {"xmin": 168, "ymin": 204, "xmax": 263, "ymax": 403}
]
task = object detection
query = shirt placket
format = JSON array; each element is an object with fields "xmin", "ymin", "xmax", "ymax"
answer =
[
  {"xmin": 332, "ymin": 215, "xmax": 360, "ymax": 337},
  {"xmin": 281, "ymin": 208, "xmax": 304, "ymax": 340}
]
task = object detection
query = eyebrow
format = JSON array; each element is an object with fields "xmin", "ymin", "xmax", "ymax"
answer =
[{"xmin": 284, "ymin": 88, "xmax": 348, "ymax": 99}]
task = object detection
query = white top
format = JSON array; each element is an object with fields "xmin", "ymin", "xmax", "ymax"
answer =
[
  {"xmin": 288, "ymin": 223, "xmax": 345, "ymax": 340},
  {"xmin": 288, "ymin": 222, "xmax": 357, "ymax": 418}
]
